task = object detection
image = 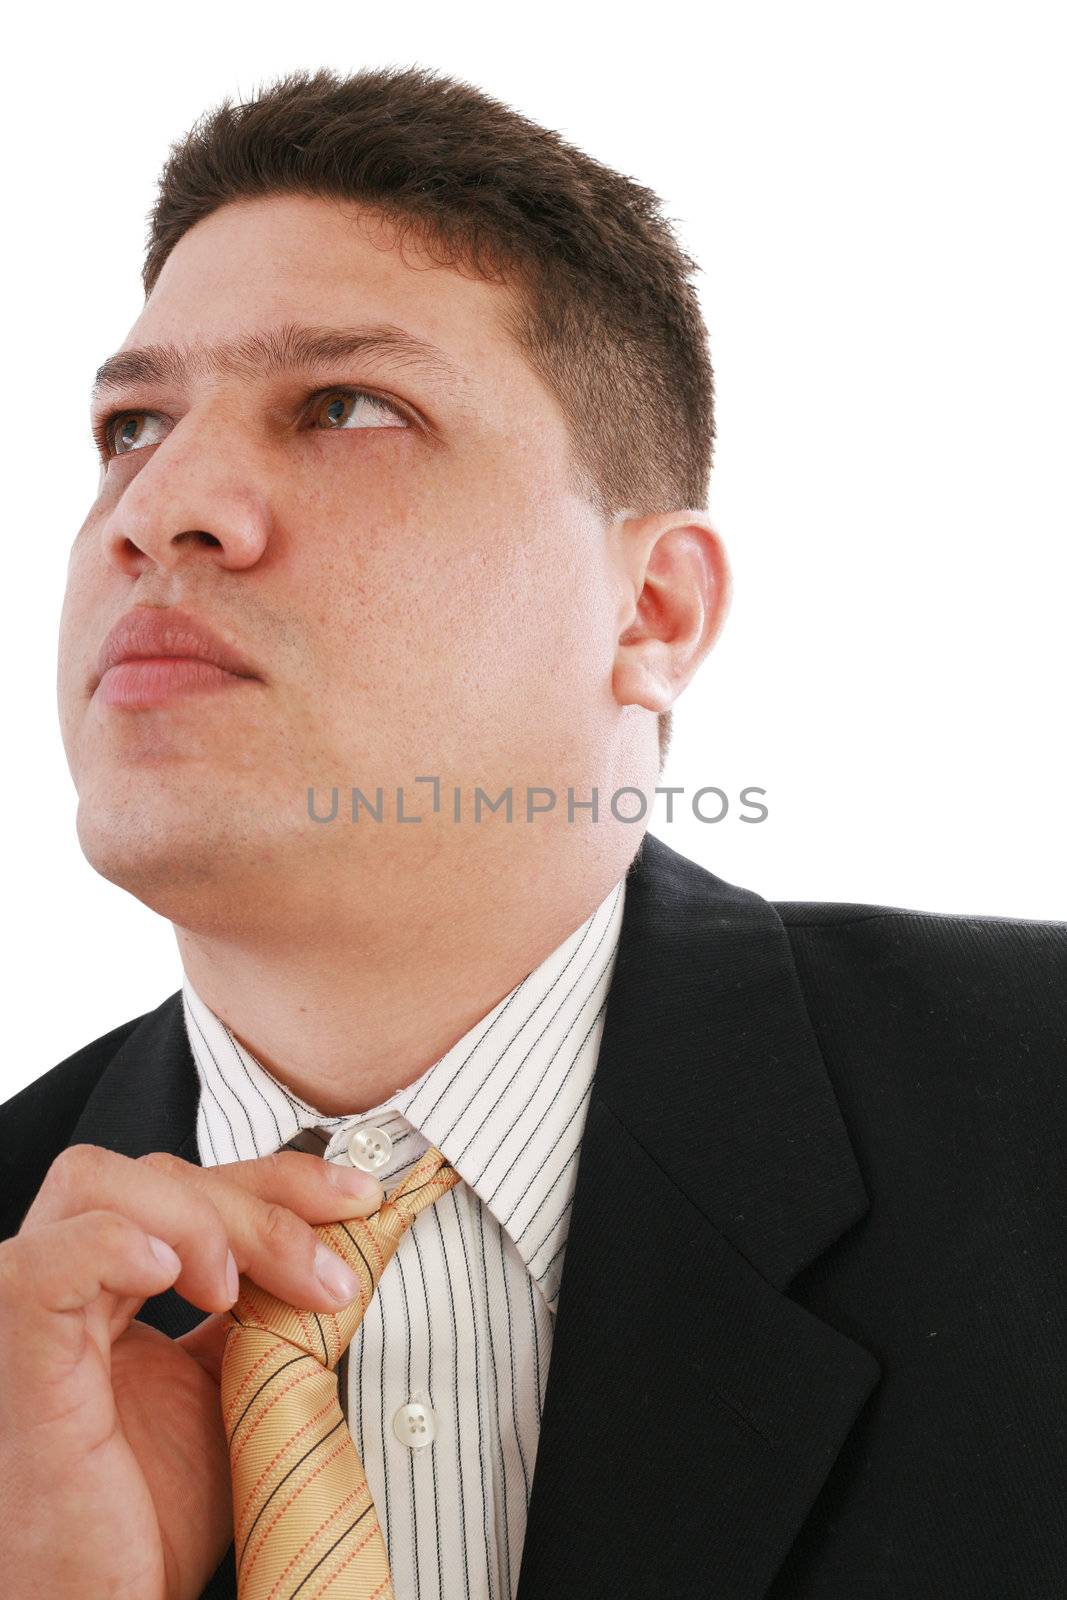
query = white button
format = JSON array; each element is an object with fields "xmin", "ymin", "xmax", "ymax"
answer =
[
  {"xmin": 345, "ymin": 1122, "xmax": 393, "ymax": 1173},
  {"xmin": 393, "ymin": 1399, "xmax": 436, "ymax": 1450}
]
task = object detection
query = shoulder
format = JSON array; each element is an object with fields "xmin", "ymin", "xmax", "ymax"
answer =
[
  {"xmin": 770, "ymin": 896, "xmax": 1066, "ymax": 1156},
  {"xmin": 775, "ymin": 893, "xmax": 1067, "ymax": 943},
  {"xmin": 1, "ymin": 1010, "xmax": 152, "ymax": 1129},
  {"xmin": 774, "ymin": 896, "xmax": 1067, "ymax": 1018},
  {"xmin": 636, "ymin": 836, "xmax": 1067, "ymax": 1031}
]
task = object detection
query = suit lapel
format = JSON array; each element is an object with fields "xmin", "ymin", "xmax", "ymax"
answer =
[
  {"xmin": 514, "ymin": 833, "xmax": 882, "ymax": 1599},
  {"xmin": 67, "ymin": 833, "xmax": 882, "ymax": 1597}
]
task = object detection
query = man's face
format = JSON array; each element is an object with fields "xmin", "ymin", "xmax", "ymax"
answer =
[{"xmin": 58, "ymin": 195, "xmax": 622, "ymax": 922}]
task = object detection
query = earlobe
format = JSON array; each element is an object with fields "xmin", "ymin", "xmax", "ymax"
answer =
[
  {"xmin": 611, "ymin": 513, "xmax": 730, "ymax": 714},
  {"xmin": 612, "ymin": 643, "xmax": 675, "ymax": 714}
]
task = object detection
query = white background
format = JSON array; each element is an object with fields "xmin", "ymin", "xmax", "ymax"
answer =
[{"xmin": 2, "ymin": 2, "xmax": 1064, "ymax": 1094}]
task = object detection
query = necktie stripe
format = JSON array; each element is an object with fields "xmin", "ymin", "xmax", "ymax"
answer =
[
  {"xmin": 242, "ymin": 1435, "xmax": 365, "ymax": 1589},
  {"xmin": 334, "ymin": 1226, "xmax": 376, "ymax": 1305},
  {"xmin": 227, "ymin": 1345, "xmax": 303, "ymax": 1433},
  {"xmin": 236, "ymin": 1413, "xmax": 348, "ymax": 1568},
  {"xmin": 232, "ymin": 1362, "xmax": 328, "ymax": 1472},
  {"xmin": 287, "ymin": 1508, "xmax": 386, "ymax": 1600},
  {"xmin": 302, "ymin": 1532, "xmax": 394, "ymax": 1600},
  {"xmin": 310, "ymin": 1313, "xmax": 334, "ymax": 1367}
]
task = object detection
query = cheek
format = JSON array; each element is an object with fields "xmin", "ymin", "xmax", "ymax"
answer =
[
  {"xmin": 58, "ymin": 537, "xmax": 99, "ymax": 673},
  {"xmin": 294, "ymin": 538, "xmax": 533, "ymax": 752},
  {"xmin": 294, "ymin": 477, "xmax": 496, "ymax": 654},
  {"xmin": 56, "ymin": 517, "xmax": 127, "ymax": 738},
  {"xmin": 285, "ymin": 456, "xmax": 598, "ymax": 717}
]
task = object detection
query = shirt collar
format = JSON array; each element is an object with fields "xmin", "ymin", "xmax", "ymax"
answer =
[{"xmin": 181, "ymin": 875, "xmax": 626, "ymax": 1312}]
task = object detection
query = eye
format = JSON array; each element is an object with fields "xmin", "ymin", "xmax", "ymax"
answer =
[
  {"xmin": 310, "ymin": 388, "xmax": 409, "ymax": 431},
  {"xmin": 96, "ymin": 411, "xmax": 169, "ymax": 458},
  {"xmin": 91, "ymin": 385, "xmax": 410, "ymax": 464}
]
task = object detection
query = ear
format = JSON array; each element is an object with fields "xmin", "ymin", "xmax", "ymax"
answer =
[{"xmin": 611, "ymin": 511, "xmax": 731, "ymax": 714}]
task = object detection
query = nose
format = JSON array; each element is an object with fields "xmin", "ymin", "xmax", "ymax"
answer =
[{"xmin": 99, "ymin": 414, "xmax": 271, "ymax": 576}]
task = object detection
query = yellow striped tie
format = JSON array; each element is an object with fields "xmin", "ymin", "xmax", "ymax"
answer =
[{"xmin": 220, "ymin": 1145, "xmax": 462, "ymax": 1599}]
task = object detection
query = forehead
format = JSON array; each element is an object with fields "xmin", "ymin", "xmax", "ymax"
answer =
[{"xmin": 120, "ymin": 193, "xmax": 535, "ymax": 407}]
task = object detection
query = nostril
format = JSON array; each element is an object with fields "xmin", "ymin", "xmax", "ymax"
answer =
[{"xmin": 174, "ymin": 529, "xmax": 223, "ymax": 548}]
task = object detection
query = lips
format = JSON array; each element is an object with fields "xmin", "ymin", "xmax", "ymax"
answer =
[{"xmin": 92, "ymin": 606, "xmax": 261, "ymax": 706}]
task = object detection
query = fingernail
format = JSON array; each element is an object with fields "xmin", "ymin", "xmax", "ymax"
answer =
[
  {"xmin": 148, "ymin": 1234, "xmax": 181, "ymax": 1275},
  {"xmin": 225, "ymin": 1249, "xmax": 239, "ymax": 1302},
  {"xmin": 328, "ymin": 1161, "xmax": 382, "ymax": 1199},
  {"xmin": 315, "ymin": 1242, "xmax": 360, "ymax": 1302}
]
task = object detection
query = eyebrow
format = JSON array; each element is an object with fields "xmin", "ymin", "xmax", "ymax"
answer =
[{"xmin": 90, "ymin": 320, "xmax": 459, "ymax": 403}]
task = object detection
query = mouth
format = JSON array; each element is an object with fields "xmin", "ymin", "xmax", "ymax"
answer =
[{"xmin": 92, "ymin": 606, "xmax": 262, "ymax": 710}]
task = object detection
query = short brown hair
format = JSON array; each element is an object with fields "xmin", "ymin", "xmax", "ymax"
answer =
[{"xmin": 144, "ymin": 66, "xmax": 716, "ymax": 769}]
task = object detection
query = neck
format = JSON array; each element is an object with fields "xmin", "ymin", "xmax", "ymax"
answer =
[{"xmin": 174, "ymin": 837, "xmax": 635, "ymax": 1116}]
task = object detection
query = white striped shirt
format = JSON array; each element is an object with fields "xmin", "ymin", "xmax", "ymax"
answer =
[{"xmin": 180, "ymin": 875, "xmax": 626, "ymax": 1600}]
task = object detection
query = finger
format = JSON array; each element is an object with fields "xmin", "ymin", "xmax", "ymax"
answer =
[
  {"xmin": 19, "ymin": 1145, "xmax": 237, "ymax": 1313},
  {"xmin": 139, "ymin": 1149, "xmax": 385, "ymax": 1311},
  {"xmin": 21, "ymin": 1144, "xmax": 383, "ymax": 1319},
  {"xmin": 203, "ymin": 1148, "xmax": 385, "ymax": 1225},
  {"xmin": 0, "ymin": 1213, "xmax": 183, "ymax": 1393}
]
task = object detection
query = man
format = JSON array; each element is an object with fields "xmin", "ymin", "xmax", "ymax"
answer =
[{"xmin": 0, "ymin": 63, "xmax": 1063, "ymax": 1600}]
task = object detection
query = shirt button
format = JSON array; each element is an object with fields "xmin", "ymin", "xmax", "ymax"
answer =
[
  {"xmin": 345, "ymin": 1122, "xmax": 393, "ymax": 1173},
  {"xmin": 393, "ymin": 1400, "xmax": 436, "ymax": 1450}
]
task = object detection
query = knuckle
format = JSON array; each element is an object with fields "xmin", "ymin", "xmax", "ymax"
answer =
[
  {"xmin": 137, "ymin": 1151, "xmax": 183, "ymax": 1174},
  {"xmin": 83, "ymin": 1209, "xmax": 133, "ymax": 1250},
  {"xmin": 260, "ymin": 1149, "xmax": 309, "ymax": 1180},
  {"xmin": 138, "ymin": 1151, "xmax": 218, "ymax": 1227},
  {"xmin": 52, "ymin": 1143, "xmax": 104, "ymax": 1180},
  {"xmin": 43, "ymin": 1143, "xmax": 107, "ymax": 1198},
  {"xmin": 245, "ymin": 1149, "xmax": 304, "ymax": 1195},
  {"xmin": 260, "ymin": 1201, "xmax": 302, "ymax": 1250}
]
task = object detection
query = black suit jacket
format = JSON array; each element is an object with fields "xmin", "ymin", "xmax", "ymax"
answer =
[{"xmin": 2, "ymin": 832, "xmax": 1065, "ymax": 1598}]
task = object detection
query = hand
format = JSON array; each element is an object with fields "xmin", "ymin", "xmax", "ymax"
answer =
[{"xmin": 0, "ymin": 1143, "xmax": 384, "ymax": 1600}]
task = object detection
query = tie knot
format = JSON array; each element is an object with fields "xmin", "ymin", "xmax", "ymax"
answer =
[{"xmin": 224, "ymin": 1145, "xmax": 462, "ymax": 1369}]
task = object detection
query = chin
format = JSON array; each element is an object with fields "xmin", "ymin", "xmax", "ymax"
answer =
[
  {"xmin": 70, "ymin": 760, "xmax": 342, "ymax": 933},
  {"xmin": 75, "ymin": 797, "xmax": 234, "ymax": 913}
]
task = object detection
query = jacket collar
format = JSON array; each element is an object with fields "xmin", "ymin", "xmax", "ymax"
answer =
[{"xmin": 70, "ymin": 831, "xmax": 881, "ymax": 1596}]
